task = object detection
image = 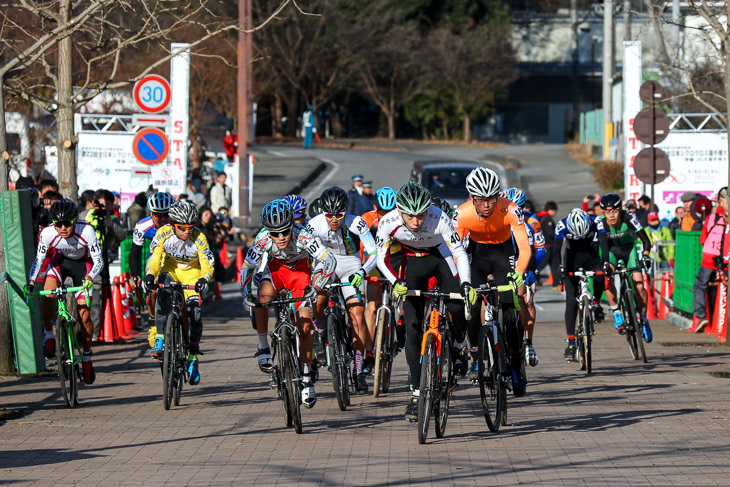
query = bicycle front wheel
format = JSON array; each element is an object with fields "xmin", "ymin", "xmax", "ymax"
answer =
[
  {"xmin": 478, "ymin": 323, "xmax": 505, "ymax": 432},
  {"xmin": 580, "ymin": 297, "xmax": 593, "ymax": 373},
  {"xmin": 162, "ymin": 312, "xmax": 177, "ymax": 410},
  {"xmin": 372, "ymin": 308, "xmax": 387, "ymax": 397},
  {"xmin": 434, "ymin": 329, "xmax": 453, "ymax": 439},
  {"xmin": 380, "ymin": 318, "xmax": 397, "ymax": 394},
  {"xmin": 622, "ymin": 291, "xmax": 640, "ymax": 360},
  {"xmin": 627, "ymin": 291, "xmax": 647, "ymax": 363},
  {"xmin": 55, "ymin": 317, "xmax": 77, "ymax": 408},
  {"xmin": 326, "ymin": 314, "xmax": 347, "ymax": 411},
  {"xmin": 281, "ymin": 329, "xmax": 302, "ymax": 434},
  {"xmin": 417, "ymin": 334, "xmax": 436, "ymax": 445}
]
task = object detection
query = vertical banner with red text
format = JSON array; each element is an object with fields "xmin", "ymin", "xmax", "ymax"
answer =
[
  {"xmin": 623, "ymin": 41, "xmax": 643, "ymax": 201},
  {"xmin": 151, "ymin": 43, "xmax": 189, "ymax": 194}
]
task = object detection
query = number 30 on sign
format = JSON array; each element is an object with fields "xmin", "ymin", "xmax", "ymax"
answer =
[{"xmin": 133, "ymin": 75, "xmax": 171, "ymax": 114}]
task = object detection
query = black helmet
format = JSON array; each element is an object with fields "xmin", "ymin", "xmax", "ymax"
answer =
[
  {"xmin": 319, "ymin": 186, "xmax": 348, "ymax": 214},
  {"xmin": 431, "ymin": 196, "xmax": 453, "ymax": 216},
  {"xmin": 599, "ymin": 192, "xmax": 622, "ymax": 210},
  {"xmin": 308, "ymin": 197, "xmax": 323, "ymax": 218},
  {"xmin": 49, "ymin": 199, "xmax": 79, "ymax": 222},
  {"xmin": 261, "ymin": 199, "xmax": 293, "ymax": 232}
]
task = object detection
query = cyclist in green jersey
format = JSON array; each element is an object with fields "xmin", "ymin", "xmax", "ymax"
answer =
[{"xmin": 597, "ymin": 193, "xmax": 654, "ymax": 343}]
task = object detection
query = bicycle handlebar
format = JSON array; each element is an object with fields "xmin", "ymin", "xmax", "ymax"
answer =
[
  {"xmin": 26, "ymin": 285, "xmax": 90, "ymax": 313},
  {"xmin": 474, "ymin": 281, "xmax": 521, "ymax": 311},
  {"xmin": 252, "ymin": 295, "xmax": 309, "ymax": 308},
  {"xmin": 152, "ymin": 282, "xmax": 197, "ymax": 290}
]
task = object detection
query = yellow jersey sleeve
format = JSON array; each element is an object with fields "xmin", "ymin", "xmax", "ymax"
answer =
[
  {"xmin": 193, "ymin": 230, "xmax": 215, "ymax": 281},
  {"xmin": 145, "ymin": 225, "xmax": 174, "ymax": 277}
]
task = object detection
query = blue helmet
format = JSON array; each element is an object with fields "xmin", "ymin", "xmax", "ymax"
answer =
[
  {"xmin": 375, "ymin": 187, "xmax": 397, "ymax": 211},
  {"xmin": 261, "ymin": 199, "xmax": 293, "ymax": 232},
  {"xmin": 282, "ymin": 194, "xmax": 307, "ymax": 218},
  {"xmin": 502, "ymin": 187, "xmax": 526, "ymax": 208}
]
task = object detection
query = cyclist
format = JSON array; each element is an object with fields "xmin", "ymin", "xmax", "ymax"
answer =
[
  {"xmin": 307, "ymin": 186, "xmax": 378, "ymax": 394},
  {"xmin": 431, "ymin": 196, "xmax": 454, "ymax": 218},
  {"xmin": 452, "ymin": 168, "xmax": 531, "ymax": 397},
  {"xmin": 308, "ymin": 197, "xmax": 323, "ymax": 219},
  {"xmin": 553, "ymin": 208, "xmax": 610, "ymax": 362},
  {"xmin": 360, "ymin": 186, "xmax": 403, "ymax": 370},
  {"xmin": 26, "ymin": 199, "xmax": 104, "ymax": 384},
  {"xmin": 502, "ymin": 187, "xmax": 545, "ymax": 367},
  {"xmin": 375, "ymin": 182, "xmax": 476, "ymax": 422},
  {"xmin": 283, "ymin": 194, "xmax": 307, "ymax": 225},
  {"xmin": 129, "ymin": 192, "xmax": 175, "ymax": 324},
  {"xmin": 597, "ymin": 193, "xmax": 654, "ymax": 342},
  {"xmin": 145, "ymin": 201, "xmax": 214, "ymax": 385},
  {"xmin": 241, "ymin": 199, "xmax": 336, "ymax": 408}
]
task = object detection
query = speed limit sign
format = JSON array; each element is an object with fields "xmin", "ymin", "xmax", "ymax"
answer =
[{"xmin": 133, "ymin": 75, "xmax": 171, "ymax": 113}]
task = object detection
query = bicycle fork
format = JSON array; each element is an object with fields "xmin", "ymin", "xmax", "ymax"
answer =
[{"xmin": 420, "ymin": 308, "xmax": 443, "ymax": 378}]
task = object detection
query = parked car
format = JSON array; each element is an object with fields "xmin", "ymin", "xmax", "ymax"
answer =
[{"xmin": 410, "ymin": 160, "xmax": 484, "ymax": 211}]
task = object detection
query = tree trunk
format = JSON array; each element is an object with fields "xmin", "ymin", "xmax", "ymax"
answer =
[
  {"xmin": 387, "ymin": 111, "xmax": 396, "ymax": 140},
  {"xmin": 0, "ymin": 79, "xmax": 13, "ymax": 374},
  {"xmin": 442, "ymin": 119, "xmax": 449, "ymax": 140},
  {"xmin": 56, "ymin": 0, "xmax": 78, "ymax": 201},
  {"xmin": 273, "ymin": 93, "xmax": 284, "ymax": 138},
  {"xmin": 287, "ymin": 93, "xmax": 298, "ymax": 138},
  {"xmin": 463, "ymin": 112, "xmax": 471, "ymax": 142},
  {"xmin": 331, "ymin": 104, "xmax": 344, "ymax": 138}
]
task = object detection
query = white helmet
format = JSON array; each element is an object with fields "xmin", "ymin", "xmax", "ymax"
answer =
[
  {"xmin": 566, "ymin": 208, "xmax": 591, "ymax": 238},
  {"xmin": 466, "ymin": 167, "xmax": 501, "ymax": 198}
]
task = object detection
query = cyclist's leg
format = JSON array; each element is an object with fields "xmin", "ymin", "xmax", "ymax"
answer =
[
  {"xmin": 628, "ymin": 247, "xmax": 648, "ymax": 311},
  {"xmin": 402, "ymin": 255, "xmax": 432, "ymax": 390},
  {"xmin": 153, "ymin": 273, "xmax": 176, "ymax": 355},
  {"xmin": 295, "ymin": 304, "xmax": 317, "ymax": 407},
  {"xmin": 602, "ymin": 248, "xmax": 619, "ymax": 307}
]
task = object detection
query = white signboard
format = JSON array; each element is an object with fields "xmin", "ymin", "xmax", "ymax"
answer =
[
  {"xmin": 652, "ymin": 131, "xmax": 729, "ymax": 220},
  {"xmin": 623, "ymin": 41, "xmax": 643, "ymax": 202},
  {"xmin": 76, "ymin": 132, "xmax": 151, "ymax": 211},
  {"xmin": 151, "ymin": 42, "xmax": 189, "ymax": 195}
]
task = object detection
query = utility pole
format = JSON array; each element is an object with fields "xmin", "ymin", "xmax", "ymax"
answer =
[
  {"xmin": 237, "ymin": 0, "xmax": 253, "ymax": 228},
  {"xmin": 602, "ymin": 0, "xmax": 614, "ymax": 160},
  {"xmin": 571, "ymin": 0, "xmax": 579, "ymax": 140},
  {"xmin": 623, "ymin": 0, "xmax": 632, "ymax": 42}
]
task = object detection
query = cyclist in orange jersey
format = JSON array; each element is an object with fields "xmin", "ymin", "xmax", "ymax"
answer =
[{"xmin": 452, "ymin": 167, "xmax": 531, "ymax": 397}]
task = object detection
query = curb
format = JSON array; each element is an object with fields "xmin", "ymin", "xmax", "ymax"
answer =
[{"xmin": 666, "ymin": 311, "xmax": 693, "ymax": 330}]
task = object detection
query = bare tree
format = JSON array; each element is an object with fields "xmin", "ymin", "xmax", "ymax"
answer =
[{"xmin": 423, "ymin": 28, "xmax": 517, "ymax": 142}]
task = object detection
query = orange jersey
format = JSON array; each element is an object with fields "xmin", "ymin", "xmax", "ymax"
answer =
[{"xmin": 453, "ymin": 198, "xmax": 532, "ymax": 273}]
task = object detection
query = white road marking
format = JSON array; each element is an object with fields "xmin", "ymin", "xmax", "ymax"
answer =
[
  {"xmin": 304, "ymin": 158, "xmax": 340, "ymax": 201},
  {"xmin": 266, "ymin": 150, "xmax": 287, "ymax": 157}
]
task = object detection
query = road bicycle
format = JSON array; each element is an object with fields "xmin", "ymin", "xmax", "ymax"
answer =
[
  {"xmin": 613, "ymin": 261, "xmax": 648, "ymax": 363},
  {"xmin": 473, "ymin": 280, "xmax": 518, "ymax": 432},
  {"xmin": 152, "ymin": 282, "xmax": 195, "ymax": 410},
  {"xmin": 27, "ymin": 284, "xmax": 88, "ymax": 408},
  {"xmin": 406, "ymin": 287, "xmax": 470, "ymax": 444},
  {"xmin": 322, "ymin": 281, "xmax": 359, "ymax": 411},
  {"xmin": 369, "ymin": 277, "xmax": 401, "ymax": 398},
  {"xmin": 251, "ymin": 290, "xmax": 308, "ymax": 434},
  {"xmin": 560, "ymin": 267, "xmax": 608, "ymax": 374}
]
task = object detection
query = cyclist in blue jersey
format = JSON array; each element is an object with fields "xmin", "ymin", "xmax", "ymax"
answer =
[{"xmin": 553, "ymin": 208, "xmax": 611, "ymax": 362}]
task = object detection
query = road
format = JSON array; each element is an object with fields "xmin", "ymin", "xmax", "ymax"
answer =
[{"xmin": 1, "ymin": 284, "xmax": 729, "ymax": 485}]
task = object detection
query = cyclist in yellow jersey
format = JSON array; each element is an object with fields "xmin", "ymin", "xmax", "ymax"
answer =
[{"xmin": 145, "ymin": 201, "xmax": 214, "ymax": 385}]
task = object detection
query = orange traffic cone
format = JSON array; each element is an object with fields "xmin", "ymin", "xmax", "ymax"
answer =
[
  {"xmin": 545, "ymin": 273, "xmax": 553, "ymax": 286},
  {"xmin": 102, "ymin": 284, "xmax": 117, "ymax": 343},
  {"xmin": 112, "ymin": 276, "xmax": 132, "ymax": 340},
  {"xmin": 644, "ymin": 274, "xmax": 657, "ymax": 320},
  {"xmin": 708, "ymin": 278, "xmax": 727, "ymax": 337},
  {"xmin": 235, "ymin": 246, "xmax": 244, "ymax": 283},
  {"xmin": 685, "ymin": 315, "xmax": 701, "ymax": 333},
  {"xmin": 219, "ymin": 240, "xmax": 230, "ymax": 268},
  {"xmin": 657, "ymin": 273, "xmax": 671, "ymax": 319},
  {"xmin": 123, "ymin": 275, "xmax": 140, "ymax": 331},
  {"xmin": 119, "ymin": 277, "xmax": 138, "ymax": 337}
]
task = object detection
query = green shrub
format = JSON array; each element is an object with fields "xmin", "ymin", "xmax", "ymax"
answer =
[{"xmin": 593, "ymin": 160, "xmax": 624, "ymax": 191}]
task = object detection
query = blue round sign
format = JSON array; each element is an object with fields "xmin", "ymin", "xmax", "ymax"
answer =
[{"xmin": 132, "ymin": 128, "xmax": 169, "ymax": 165}]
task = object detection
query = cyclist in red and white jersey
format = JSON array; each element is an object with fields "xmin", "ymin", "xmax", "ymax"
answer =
[{"xmin": 26, "ymin": 199, "xmax": 103, "ymax": 384}]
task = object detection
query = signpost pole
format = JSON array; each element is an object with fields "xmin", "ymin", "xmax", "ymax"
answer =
[{"xmin": 237, "ymin": 0, "xmax": 252, "ymax": 228}]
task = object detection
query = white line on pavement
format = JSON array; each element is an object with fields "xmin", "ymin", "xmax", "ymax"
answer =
[
  {"xmin": 304, "ymin": 158, "xmax": 340, "ymax": 201},
  {"xmin": 266, "ymin": 150, "xmax": 287, "ymax": 157}
]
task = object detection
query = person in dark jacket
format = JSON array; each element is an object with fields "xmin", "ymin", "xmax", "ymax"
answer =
[{"xmin": 537, "ymin": 201, "xmax": 558, "ymax": 286}]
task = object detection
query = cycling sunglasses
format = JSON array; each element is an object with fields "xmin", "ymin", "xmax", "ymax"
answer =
[
  {"xmin": 150, "ymin": 211, "xmax": 170, "ymax": 217},
  {"xmin": 270, "ymin": 229, "xmax": 291, "ymax": 238},
  {"xmin": 325, "ymin": 212, "xmax": 345, "ymax": 221},
  {"xmin": 174, "ymin": 223, "xmax": 194, "ymax": 231},
  {"xmin": 472, "ymin": 196, "xmax": 498, "ymax": 206},
  {"xmin": 53, "ymin": 219, "xmax": 76, "ymax": 229}
]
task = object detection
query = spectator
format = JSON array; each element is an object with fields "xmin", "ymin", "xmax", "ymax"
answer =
[
  {"xmin": 200, "ymin": 206, "xmax": 225, "ymax": 298},
  {"xmin": 188, "ymin": 179, "xmax": 207, "ymax": 208},
  {"xmin": 537, "ymin": 201, "xmax": 558, "ymax": 286},
  {"xmin": 86, "ymin": 189, "xmax": 127, "ymax": 339},
  {"xmin": 625, "ymin": 199, "xmax": 637, "ymax": 214},
  {"xmin": 111, "ymin": 191, "xmax": 122, "ymax": 220},
  {"xmin": 680, "ymin": 192, "xmax": 699, "ymax": 231},
  {"xmin": 348, "ymin": 174, "xmax": 363, "ymax": 198},
  {"xmin": 41, "ymin": 190, "xmax": 63, "ymax": 211},
  {"xmin": 593, "ymin": 201, "xmax": 604, "ymax": 217},
  {"xmin": 351, "ymin": 181, "xmax": 375, "ymax": 216},
  {"xmin": 524, "ymin": 200, "xmax": 536, "ymax": 214},
  {"xmin": 668, "ymin": 206, "xmax": 684, "ymax": 238},
  {"xmin": 643, "ymin": 211, "xmax": 675, "ymax": 274},
  {"xmin": 79, "ymin": 190, "xmax": 96, "ymax": 217},
  {"xmin": 581, "ymin": 193, "xmax": 600, "ymax": 213},
  {"xmin": 693, "ymin": 187, "xmax": 729, "ymax": 332},
  {"xmin": 636, "ymin": 195, "xmax": 658, "ymax": 227},
  {"xmin": 126, "ymin": 192, "xmax": 148, "ymax": 228},
  {"xmin": 302, "ymin": 106, "xmax": 317, "ymax": 149},
  {"xmin": 216, "ymin": 207, "xmax": 237, "ymax": 240},
  {"xmin": 222, "ymin": 129, "xmax": 238, "ymax": 162},
  {"xmin": 210, "ymin": 171, "xmax": 232, "ymax": 213},
  {"xmin": 38, "ymin": 179, "xmax": 59, "ymax": 196}
]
